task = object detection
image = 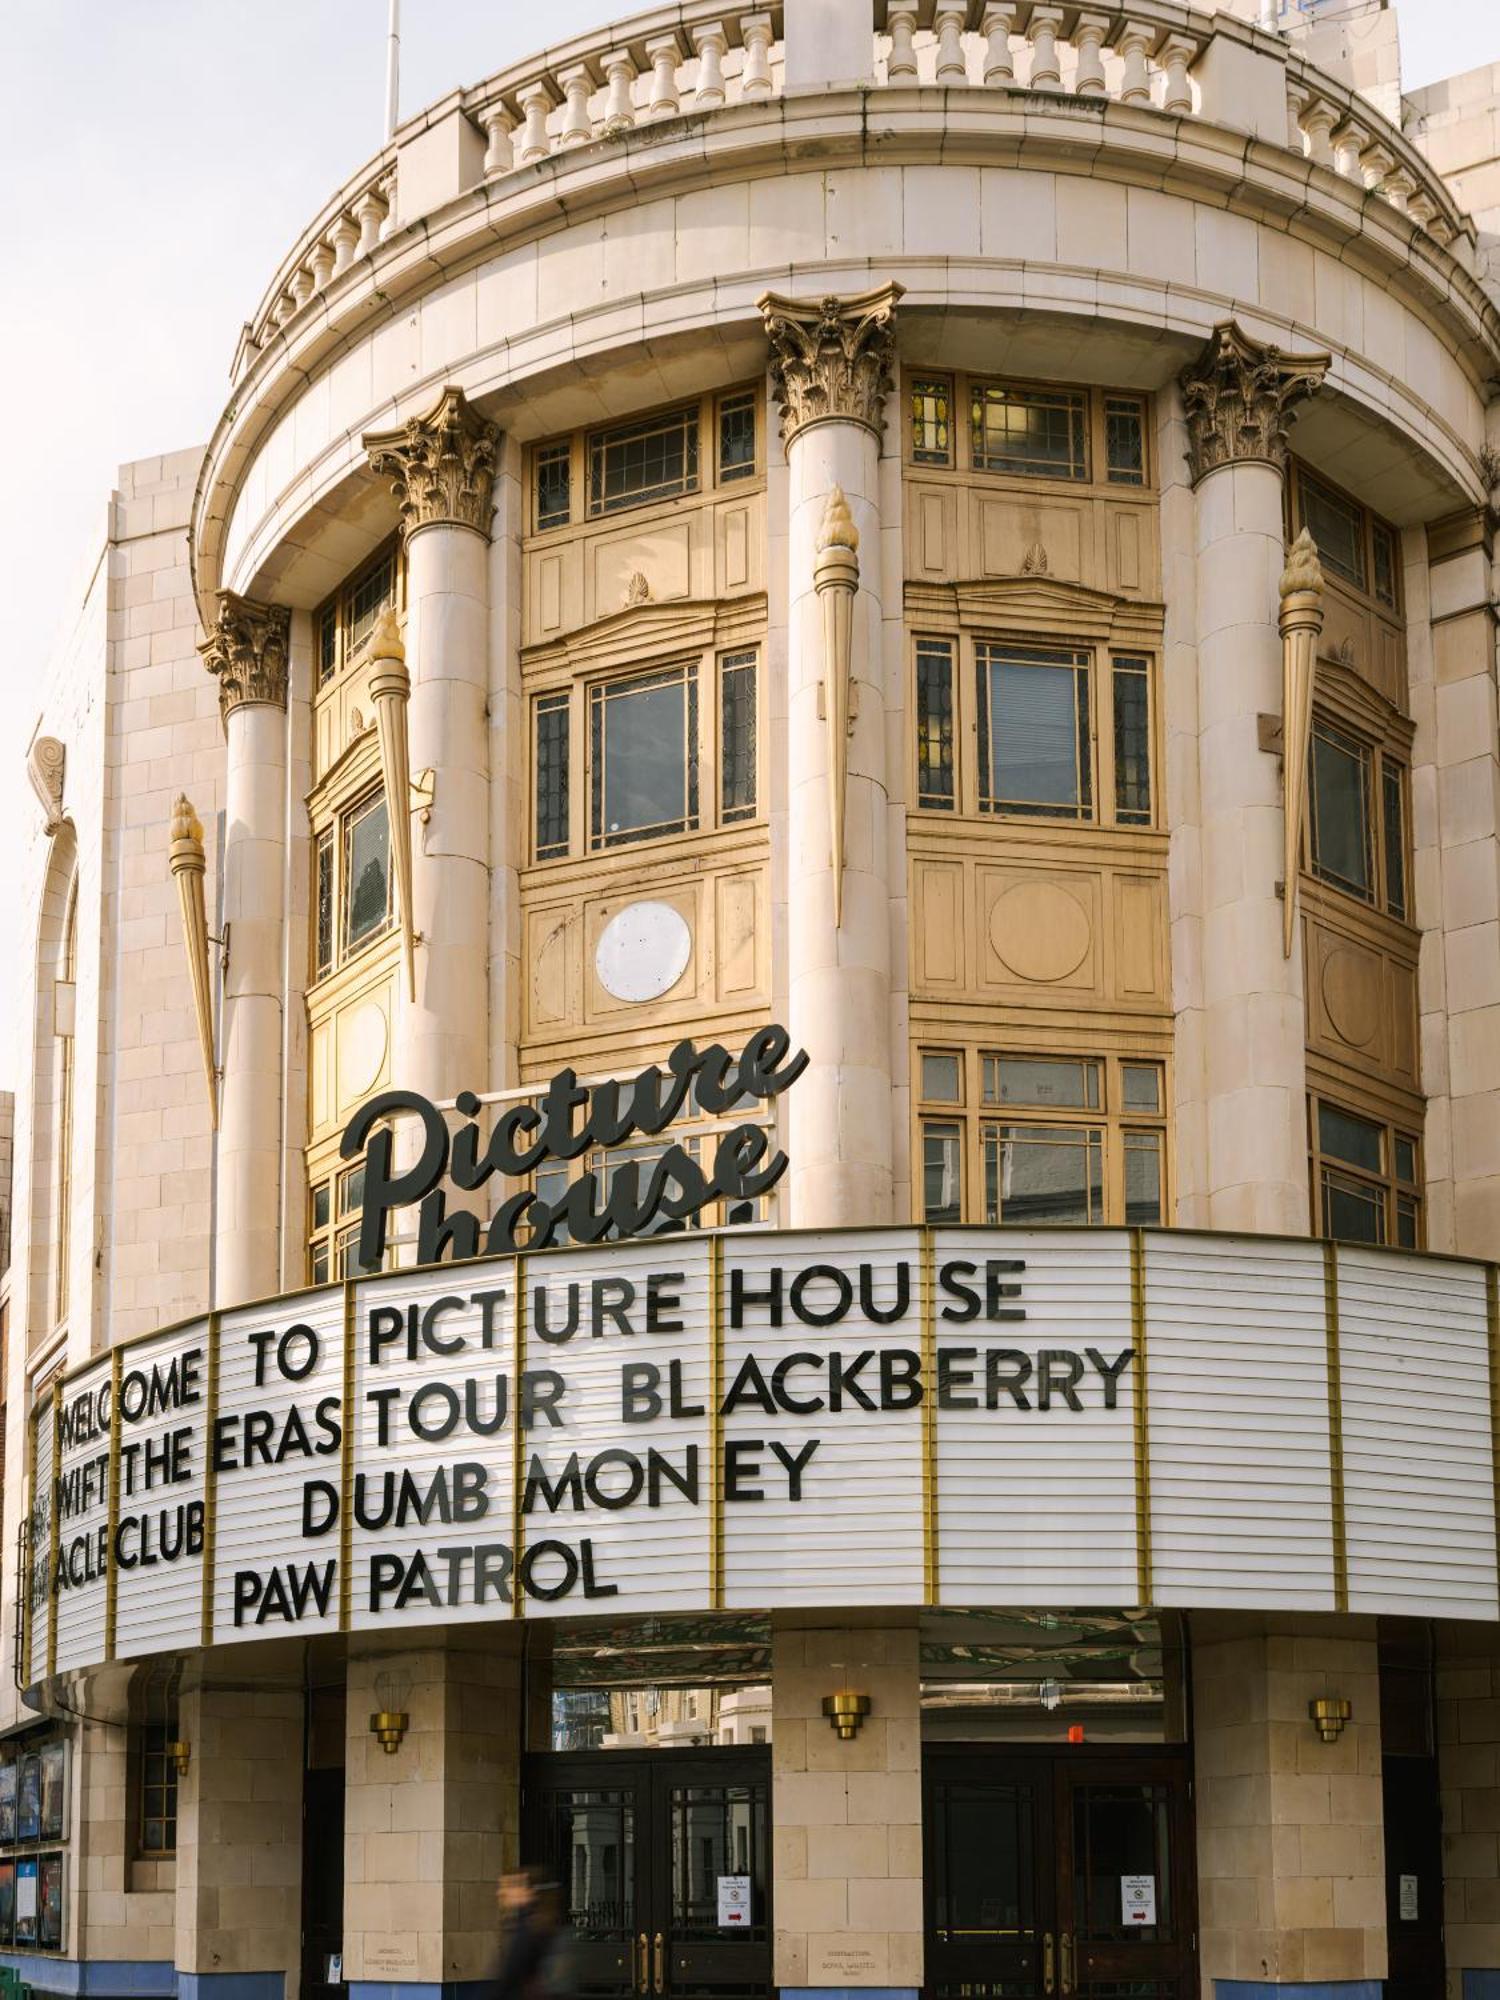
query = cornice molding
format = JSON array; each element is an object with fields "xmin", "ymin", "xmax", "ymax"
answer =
[{"xmin": 198, "ymin": 593, "xmax": 291, "ymax": 723}]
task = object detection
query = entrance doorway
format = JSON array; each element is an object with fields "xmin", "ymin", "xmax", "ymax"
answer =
[
  {"xmin": 523, "ymin": 1749, "xmax": 772, "ymax": 2000},
  {"xmin": 923, "ymin": 1747, "xmax": 1196, "ymax": 2000}
]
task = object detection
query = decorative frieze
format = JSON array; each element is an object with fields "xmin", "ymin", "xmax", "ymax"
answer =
[
  {"xmin": 198, "ymin": 592, "xmax": 291, "ymax": 721},
  {"xmin": 759, "ymin": 283, "xmax": 904, "ymax": 444},
  {"xmin": 364, "ymin": 385, "xmax": 501, "ymax": 538},
  {"xmin": 1178, "ymin": 321, "xmax": 1330, "ymax": 486}
]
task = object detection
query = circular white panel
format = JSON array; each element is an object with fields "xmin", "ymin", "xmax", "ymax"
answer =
[{"xmin": 595, "ymin": 900, "xmax": 692, "ymax": 1003}]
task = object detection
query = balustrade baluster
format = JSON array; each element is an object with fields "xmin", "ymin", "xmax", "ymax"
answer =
[
  {"xmin": 1118, "ymin": 21, "xmax": 1154, "ymax": 105},
  {"xmin": 518, "ymin": 81, "xmax": 557, "ymax": 163},
  {"xmin": 646, "ymin": 36, "xmax": 683, "ymax": 119},
  {"xmin": 1073, "ymin": 13, "xmax": 1110, "ymax": 96},
  {"xmin": 934, "ymin": 5, "xmax": 968, "ymax": 84},
  {"xmin": 692, "ymin": 22, "xmax": 728, "ymax": 108},
  {"xmin": 887, "ymin": 5, "xmax": 920, "ymax": 83},
  {"xmin": 980, "ymin": 5, "xmax": 1015, "ymax": 85},
  {"xmin": 1159, "ymin": 35, "xmax": 1195, "ymax": 115},
  {"xmin": 742, "ymin": 13, "xmax": 774, "ymax": 97},
  {"xmin": 481, "ymin": 103, "xmax": 515, "ymax": 175},
  {"xmin": 1026, "ymin": 6, "xmax": 1065, "ymax": 89}
]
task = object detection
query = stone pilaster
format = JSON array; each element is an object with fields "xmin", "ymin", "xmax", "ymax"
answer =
[
  {"xmin": 761, "ymin": 285, "xmax": 901, "ymax": 1227},
  {"xmin": 364, "ymin": 389, "xmax": 498, "ymax": 1127},
  {"xmin": 1177, "ymin": 322, "xmax": 1329, "ymax": 1234},
  {"xmin": 199, "ymin": 591, "xmax": 291, "ymax": 1306}
]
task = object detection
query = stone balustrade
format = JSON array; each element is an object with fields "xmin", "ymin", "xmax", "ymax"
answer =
[{"xmin": 232, "ymin": 0, "xmax": 1470, "ymax": 378}]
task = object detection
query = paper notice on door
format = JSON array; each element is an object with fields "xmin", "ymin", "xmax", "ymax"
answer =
[
  {"xmin": 1121, "ymin": 1874, "xmax": 1157, "ymax": 1926},
  {"xmin": 718, "ymin": 1875, "xmax": 751, "ymax": 1928},
  {"xmin": 1399, "ymin": 1874, "xmax": 1419, "ymax": 1921}
]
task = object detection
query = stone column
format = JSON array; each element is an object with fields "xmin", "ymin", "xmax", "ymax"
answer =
[
  {"xmin": 1178, "ymin": 323, "xmax": 1329, "ymax": 1235},
  {"xmin": 1408, "ymin": 507, "xmax": 1500, "ymax": 1255},
  {"xmin": 365, "ymin": 387, "xmax": 499, "ymax": 1111},
  {"xmin": 760, "ymin": 284, "xmax": 902, "ymax": 1228},
  {"xmin": 199, "ymin": 593, "xmax": 291, "ymax": 1308},
  {"xmin": 770, "ymin": 1617, "xmax": 922, "ymax": 1996}
]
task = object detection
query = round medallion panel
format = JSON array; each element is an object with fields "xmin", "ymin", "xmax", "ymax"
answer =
[
  {"xmin": 989, "ymin": 882, "xmax": 1091, "ymax": 984},
  {"xmin": 338, "ymin": 1000, "xmax": 389, "ymax": 1103},
  {"xmin": 1321, "ymin": 947, "xmax": 1381, "ymax": 1049},
  {"xmin": 595, "ymin": 900, "xmax": 693, "ymax": 1004}
]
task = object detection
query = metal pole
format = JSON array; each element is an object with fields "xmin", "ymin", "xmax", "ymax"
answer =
[{"xmin": 385, "ymin": 0, "xmax": 401, "ymax": 141}]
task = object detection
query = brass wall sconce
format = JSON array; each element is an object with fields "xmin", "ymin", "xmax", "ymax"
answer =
[
  {"xmin": 1309, "ymin": 1697, "xmax": 1351, "ymax": 1743},
  {"xmin": 821, "ymin": 1692, "xmax": 871, "ymax": 1741},
  {"xmin": 167, "ymin": 1740, "xmax": 191, "ymax": 1778},
  {"xmin": 371, "ymin": 1667, "xmax": 412, "ymax": 1754}
]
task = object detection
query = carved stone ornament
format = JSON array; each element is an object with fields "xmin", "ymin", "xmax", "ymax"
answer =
[
  {"xmin": 624, "ymin": 571, "xmax": 652, "ymax": 608},
  {"xmin": 198, "ymin": 592, "xmax": 291, "ymax": 724},
  {"xmin": 27, "ymin": 736, "xmax": 66, "ymax": 834},
  {"xmin": 759, "ymin": 282, "xmax": 905, "ymax": 444},
  {"xmin": 1021, "ymin": 540, "xmax": 1049, "ymax": 576},
  {"xmin": 1179, "ymin": 320, "xmax": 1330, "ymax": 486},
  {"xmin": 364, "ymin": 385, "xmax": 501, "ymax": 538}
]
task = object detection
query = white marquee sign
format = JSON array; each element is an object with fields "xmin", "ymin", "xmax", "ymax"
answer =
[{"xmin": 21, "ymin": 1227, "xmax": 1500, "ymax": 1685}]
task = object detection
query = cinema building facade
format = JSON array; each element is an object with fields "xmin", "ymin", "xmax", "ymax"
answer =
[{"xmin": 5, "ymin": 3, "xmax": 1500, "ymax": 2000}]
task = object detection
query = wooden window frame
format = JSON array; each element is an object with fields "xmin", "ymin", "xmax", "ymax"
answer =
[
  {"xmin": 1308, "ymin": 1093, "xmax": 1422, "ymax": 1249},
  {"xmin": 905, "ymin": 374, "xmax": 1153, "ymax": 491},
  {"xmin": 313, "ymin": 537, "xmax": 402, "ymax": 691},
  {"xmin": 527, "ymin": 385, "xmax": 763, "ymax": 537},
  {"xmin": 1306, "ymin": 708, "xmax": 1410, "ymax": 923},
  {"xmin": 311, "ymin": 781, "xmax": 394, "ymax": 985},
  {"xmin": 1289, "ymin": 462, "xmax": 1402, "ymax": 616}
]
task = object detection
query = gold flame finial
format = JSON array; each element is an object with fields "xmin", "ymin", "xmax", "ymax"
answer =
[
  {"xmin": 1280, "ymin": 525, "xmax": 1323, "ymax": 599},
  {"xmin": 818, "ymin": 485, "xmax": 859, "ymax": 555}
]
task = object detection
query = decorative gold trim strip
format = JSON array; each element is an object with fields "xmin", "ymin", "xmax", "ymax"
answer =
[
  {"xmin": 512, "ymin": 1253, "xmax": 527, "ymax": 1620},
  {"xmin": 106, "ymin": 1347, "xmax": 123, "ymax": 1660},
  {"xmin": 46, "ymin": 1380, "xmax": 62, "ymax": 1679},
  {"xmin": 921, "ymin": 1228, "xmax": 939, "ymax": 1606},
  {"xmin": 1324, "ymin": 1239, "xmax": 1349, "ymax": 1613},
  {"xmin": 1130, "ymin": 1228, "xmax": 1152, "ymax": 1605},
  {"xmin": 21, "ymin": 1406, "xmax": 38, "ymax": 1681},
  {"xmin": 198, "ymin": 1314, "xmax": 220, "ymax": 1648},
  {"xmin": 1487, "ymin": 1265, "xmax": 1500, "ymax": 1605},
  {"xmin": 340, "ymin": 1282, "xmax": 357, "ymax": 1632},
  {"xmin": 709, "ymin": 1235, "xmax": 725, "ymax": 1611}
]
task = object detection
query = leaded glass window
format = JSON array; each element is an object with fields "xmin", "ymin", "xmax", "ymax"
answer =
[
  {"xmin": 588, "ymin": 408, "xmax": 700, "ymax": 516},
  {"xmin": 590, "ymin": 665, "xmax": 700, "ymax": 848},
  {"xmin": 916, "ymin": 638, "xmax": 956, "ymax": 809},
  {"xmin": 535, "ymin": 692, "xmax": 570, "ymax": 859},
  {"xmin": 977, "ymin": 643, "xmax": 1093, "ymax": 819},
  {"xmin": 720, "ymin": 651, "xmax": 758, "ymax": 823},
  {"xmin": 1105, "ymin": 396, "xmax": 1146, "ymax": 484},
  {"xmin": 912, "ymin": 377, "xmax": 953, "ymax": 466},
  {"xmin": 971, "ymin": 382, "xmax": 1087, "ymax": 480},
  {"xmin": 1112, "ymin": 655, "xmax": 1151, "ymax": 826}
]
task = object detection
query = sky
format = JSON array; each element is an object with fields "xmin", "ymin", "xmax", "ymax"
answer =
[{"xmin": 0, "ymin": 0, "xmax": 1496, "ymax": 1068}]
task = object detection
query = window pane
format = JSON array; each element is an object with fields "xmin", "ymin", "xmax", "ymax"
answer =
[
  {"xmin": 339, "ymin": 1162, "xmax": 366, "ymax": 1218},
  {"xmin": 986, "ymin": 1124, "xmax": 1103, "ymax": 1225},
  {"xmin": 310, "ymin": 1242, "xmax": 330, "ymax": 1285},
  {"xmin": 912, "ymin": 378, "xmax": 952, "ymax": 466},
  {"xmin": 315, "ymin": 828, "xmax": 334, "ymax": 975},
  {"xmin": 1112, "ymin": 657, "xmax": 1151, "ymax": 825},
  {"xmin": 348, "ymin": 551, "xmax": 395, "ymax": 655},
  {"xmin": 979, "ymin": 646, "xmax": 1091, "ymax": 818},
  {"xmin": 985, "ymin": 1056, "xmax": 1101, "ymax": 1110},
  {"xmin": 536, "ymin": 442, "xmax": 571, "ymax": 529},
  {"xmin": 971, "ymin": 383, "xmax": 1087, "ymax": 479},
  {"xmin": 921, "ymin": 1052, "xmax": 962, "ymax": 1103},
  {"xmin": 1122, "ymin": 1064, "xmax": 1162, "ymax": 1113},
  {"xmin": 1383, "ymin": 762, "xmax": 1407, "ymax": 919},
  {"xmin": 317, "ymin": 604, "xmax": 338, "ymax": 687},
  {"xmin": 1310, "ymin": 723, "xmax": 1372, "ymax": 899},
  {"xmin": 590, "ymin": 668, "xmax": 699, "ymax": 847},
  {"xmin": 1322, "ymin": 1168, "xmax": 1385, "ymax": 1245},
  {"xmin": 718, "ymin": 394, "xmax": 757, "ymax": 482},
  {"xmin": 1300, "ymin": 473, "xmax": 1365, "ymax": 589},
  {"xmin": 535, "ymin": 693, "xmax": 570, "ymax": 859},
  {"xmin": 1125, "ymin": 1132, "xmax": 1163, "ymax": 1224},
  {"xmin": 923, "ymin": 1123, "xmax": 963, "ymax": 1224},
  {"xmin": 720, "ymin": 653, "xmax": 758, "ymax": 822},
  {"xmin": 916, "ymin": 639, "xmax": 955, "ymax": 809},
  {"xmin": 1318, "ymin": 1102, "xmax": 1384, "ymax": 1173},
  {"xmin": 344, "ymin": 794, "xmax": 391, "ymax": 949},
  {"xmin": 312, "ymin": 1182, "xmax": 331, "ymax": 1231},
  {"xmin": 601, "ymin": 1139, "xmax": 702, "ymax": 1236},
  {"xmin": 1395, "ymin": 1135, "xmax": 1417, "ymax": 1184},
  {"xmin": 588, "ymin": 409, "xmax": 700, "ymax": 515},
  {"xmin": 1396, "ymin": 1195, "xmax": 1419, "ymax": 1248},
  {"xmin": 1372, "ymin": 521, "xmax": 1398, "ymax": 608},
  {"xmin": 1105, "ymin": 396, "xmax": 1145, "ymax": 485}
]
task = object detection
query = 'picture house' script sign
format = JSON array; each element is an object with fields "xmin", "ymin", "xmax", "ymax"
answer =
[{"xmin": 24, "ymin": 1224, "xmax": 1500, "ymax": 1683}]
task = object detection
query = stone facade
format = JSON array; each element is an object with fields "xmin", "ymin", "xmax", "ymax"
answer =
[{"xmin": 3, "ymin": 6, "xmax": 1499, "ymax": 2000}]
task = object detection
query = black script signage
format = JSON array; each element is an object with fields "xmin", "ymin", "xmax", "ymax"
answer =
[{"xmin": 339, "ymin": 1024, "xmax": 809, "ymax": 1267}]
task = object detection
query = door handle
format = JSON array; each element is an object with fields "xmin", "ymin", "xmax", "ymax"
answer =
[
  {"xmin": 1043, "ymin": 1932, "xmax": 1055, "ymax": 1995},
  {"xmin": 636, "ymin": 1933, "xmax": 649, "ymax": 1996},
  {"xmin": 653, "ymin": 1931, "xmax": 665, "ymax": 1996},
  {"xmin": 1060, "ymin": 1931, "xmax": 1074, "ymax": 1996}
]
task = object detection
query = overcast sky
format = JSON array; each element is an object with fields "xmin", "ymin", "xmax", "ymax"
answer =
[{"xmin": 0, "ymin": 0, "xmax": 1495, "ymax": 1069}]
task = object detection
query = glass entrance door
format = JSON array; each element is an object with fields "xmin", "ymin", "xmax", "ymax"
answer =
[
  {"xmin": 524, "ymin": 1750, "xmax": 773, "ymax": 2000},
  {"xmin": 924, "ymin": 1749, "xmax": 1196, "ymax": 2000}
]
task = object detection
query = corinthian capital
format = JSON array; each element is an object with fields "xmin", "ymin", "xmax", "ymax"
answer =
[
  {"xmin": 364, "ymin": 386, "xmax": 500, "ymax": 538},
  {"xmin": 759, "ymin": 283, "xmax": 905, "ymax": 445},
  {"xmin": 1179, "ymin": 321, "xmax": 1330, "ymax": 487},
  {"xmin": 199, "ymin": 593, "xmax": 291, "ymax": 722}
]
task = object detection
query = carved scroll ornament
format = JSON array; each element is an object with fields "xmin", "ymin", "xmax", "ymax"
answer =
[
  {"xmin": 759, "ymin": 283, "xmax": 904, "ymax": 444},
  {"xmin": 27, "ymin": 737, "xmax": 66, "ymax": 834},
  {"xmin": 1179, "ymin": 321, "xmax": 1330, "ymax": 487}
]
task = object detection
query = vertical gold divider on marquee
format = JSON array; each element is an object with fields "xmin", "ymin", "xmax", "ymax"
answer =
[
  {"xmin": 511, "ymin": 1254, "xmax": 527, "ymax": 1620},
  {"xmin": 1486, "ymin": 1265, "xmax": 1500, "ymax": 1605},
  {"xmin": 708, "ymin": 1234, "xmax": 725, "ymax": 1610},
  {"xmin": 1129, "ymin": 1230, "xmax": 1152, "ymax": 1605},
  {"xmin": 46, "ymin": 1380, "xmax": 63, "ymax": 1677},
  {"xmin": 1322, "ymin": 1240, "xmax": 1349, "ymax": 1612},
  {"xmin": 339, "ymin": 1282, "xmax": 357, "ymax": 1631},
  {"xmin": 920, "ymin": 1229, "xmax": 938, "ymax": 1605},
  {"xmin": 198, "ymin": 1314, "xmax": 221, "ymax": 1646},
  {"xmin": 105, "ymin": 1346, "xmax": 124, "ymax": 1658},
  {"xmin": 21, "ymin": 1406, "xmax": 38, "ymax": 1682}
]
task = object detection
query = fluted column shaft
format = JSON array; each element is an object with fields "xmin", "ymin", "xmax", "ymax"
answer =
[
  {"xmin": 763, "ymin": 285, "xmax": 902, "ymax": 1227},
  {"xmin": 365, "ymin": 387, "xmax": 499, "ymax": 1115},
  {"xmin": 200, "ymin": 595, "xmax": 290, "ymax": 1306},
  {"xmin": 1179, "ymin": 323, "xmax": 1329, "ymax": 1234}
]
